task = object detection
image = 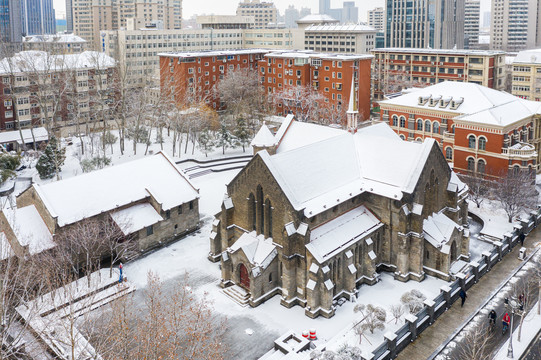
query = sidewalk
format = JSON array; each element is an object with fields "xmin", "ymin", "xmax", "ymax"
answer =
[{"xmin": 397, "ymin": 233, "xmax": 540, "ymax": 360}]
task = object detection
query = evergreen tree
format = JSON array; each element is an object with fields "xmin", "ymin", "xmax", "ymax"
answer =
[
  {"xmin": 234, "ymin": 117, "xmax": 250, "ymax": 153},
  {"xmin": 198, "ymin": 129, "xmax": 214, "ymax": 157},
  {"xmin": 0, "ymin": 153, "xmax": 20, "ymax": 185},
  {"xmin": 36, "ymin": 136, "xmax": 66, "ymax": 180},
  {"xmin": 215, "ymin": 122, "xmax": 235, "ymax": 155}
]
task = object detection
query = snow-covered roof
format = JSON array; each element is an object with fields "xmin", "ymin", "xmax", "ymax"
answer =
[
  {"xmin": 250, "ymin": 124, "xmax": 276, "ymax": 147},
  {"xmin": 32, "ymin": 152, "xmax": 199, "ymax": 227},
  {"xmin": 296, "ymin": 14, "xmax": 339, "ymax": 24},
  {"xmin": 513, "ymin": 49, "xmax": 541, "ymax": 64},
  {"xmin": 0, "ymin": 127, "xmax": 48, "ymax": 145},
  {"xmin": 306, "ymin": 205, "xmax": 382, "ymax": 263},
  {"xmin": 110, "ymin": 203, "xmax": 163, "ymax": 235},
  {"xmin": 229, "ymin": 231, "xmax": 277, "ymax": 273},
  {"xmin": 423, "ymin": 212, "xmax": 461, "ymax": 248},
  {"xmin": 264, "ymin": 50, "xmax": 373, "ymax": 61},
  {"xmin": 0, "ymin": 232, "xmax": 15, "ymax": 261},
  {"xmin": 373, "ymin": 47, "xmax": 505, "ymax": 56},
  {"xmin": 3, "ymin": 205, "xmax": 55, "ymax": 255},
  {"xmin": 0, "ymin": 51, "xmax": 115, "ymax": 75},
  {"xmin": 305, "ymin": 24, "xmax": 376, "ymax": 33},
  {"xmin": 23, "ymin": 34, "xmax": 87, "ymax": 43},
  {"xmin": 251, "ymin": 120, "xmax": 438, "ymax": 216},
  {"xmin": 381, "ymin": 81, "xmax": 541, "ymax": 127},
  {"xmin": 158, "ymin": 49, "xmax": 268, "ymax": 58}
]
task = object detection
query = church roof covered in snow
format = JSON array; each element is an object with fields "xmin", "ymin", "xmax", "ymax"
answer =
[
  {"xmin": 29, "ymin": 152, "xmax": 199, "ymax": 227},
  {"xmin": 306, "ymin": 205, "xmax": 382, "ymax": 263},
  {"xmin": 229, "ymin": 231, "xmax": 277, "ymax": 275},
  {"xmin": 254, "ymin": 121, "xmax": 440, "ymax": 217},
  {"xmin": 423, "ymin": 212, "xmax": 462, "ymax": 249},
  {"xmin": 250, "ymin": 124, "xmax": 276, "ymax": 147},
  {"xmin": 3, "ymin": 205, "xmax": 55, "ymax": 255},
  {"xmin": 110, "ymin": 203, "xmax": 164, "ymax": 235}
]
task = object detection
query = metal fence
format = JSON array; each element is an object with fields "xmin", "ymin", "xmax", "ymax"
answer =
[{"xmin": 360, "ymin": 207, "xmax": 541, "ymax": 360}]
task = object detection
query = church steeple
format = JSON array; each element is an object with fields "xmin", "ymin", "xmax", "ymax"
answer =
[{"xmin": 346, "ymin": 73, "xmax": 358, "ymax": 133}]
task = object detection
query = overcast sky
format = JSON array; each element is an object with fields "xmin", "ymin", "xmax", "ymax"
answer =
[{"xmin": 53, "ymin": 0, "xmax": 492, "ymax": 23}]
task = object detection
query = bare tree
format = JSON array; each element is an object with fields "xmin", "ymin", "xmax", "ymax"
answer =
[
  {"xmin": 310, "ymin": 344, "xmax": 363, "ymax": 360},
  {"xmin": 353, "ymin": 303, "xmax": 387, "ymax": 334},
  {"xmin": 389, "ymin": 304, "xmax": 405, "ymax": 324},
  {"xmin": 494, "ymin": 170, "xmax": 538, "ymax": 223},
  {"xmin": 460, "ymin": 172, "xmax": 490, "ymax": 208},
  {"xmin": 455, "ymin": 323, "xmax": 495, "ymax": 360},
  {"xmin": 271, "ymin": 84, "xmax": 325, "ymax": 123}
]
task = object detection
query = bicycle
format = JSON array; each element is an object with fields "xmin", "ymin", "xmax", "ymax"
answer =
[{"xmin": 502, "ymin": 321, "xmax": 509, "ymax": 335}]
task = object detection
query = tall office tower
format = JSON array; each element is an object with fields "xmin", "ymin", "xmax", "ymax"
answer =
[
  {"xmin": 284, "ymin": 5, "xmax": 299, "ymax": 28},
  {"xmin": 21, "ymin": 0, "xmax": 56, "ymax": 36},
  {"xmin": 319, "ymin": 0, "xmax": 330, "ymax": 14},
  {"xmin": 368, "ymin": 7, "xmax": 384, "ymax": 32},
  {"xmin": 491, "ymin": 0, "xmax": 541, "ymax": 52},
  {"xmin": 464, "ymin": 0, "xmax": 480, "ymax": 49},
  {"xmin": 385, "ymin": 0, "xmax": 465, "ymax": 49},
  {"xmin": 68, "ymin": 0, "xmax": 182, "ymax": 49},
  {"xmin": 342, "ymin": 1, "xmax": 358, "ymax": 23},
  {"xmin": 236, "ymin": 0, "xmax": 277, "ymax": 29},
  {"xmin": 299, "ymin": 7, "xmax": 311, "ymax": 19},
  {"xmin": 66, "ymin": 0, "xmax": 73, "ymax": 32},
  {"xmin": 0, "ymin": 0, "xmax": 23, "ymax": 43}
]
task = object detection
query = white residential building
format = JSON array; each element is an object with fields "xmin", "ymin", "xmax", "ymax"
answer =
[
  {"xmin": 511, "ymin": 49, "xmax": 541, "ymax": 101},
  {"xmin": 368, "ymin": 7, "xmax": 384, "ymax": 33},
  {"xmin": 464, "ymin": 0, "xmax": 480, "ymax": 49},
  {"xmin": 303, "ymin": 24, "xmax": 377, "ymax": 54},
  {"xmin": 236, "ymin": 0, "xmax": 278, "ymax": 29},
  {"xmin": 490, "ymin": 0, "xmax": 541, "ymax": 52}
]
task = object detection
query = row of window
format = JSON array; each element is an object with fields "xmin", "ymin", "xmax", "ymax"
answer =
[
  {"xmin": 145, "ymin": 201, "xmax": 195, "ymax": 236},
  {"xmin": 391, "ymin": 115, "xmax": 444, "ymax": 134}
]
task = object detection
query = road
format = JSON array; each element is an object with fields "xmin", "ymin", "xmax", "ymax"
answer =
[{"xmin": 522, "ymin": 329, "xmax": 541, "ymax": 360}]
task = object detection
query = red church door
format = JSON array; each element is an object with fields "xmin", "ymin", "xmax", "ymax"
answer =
[{"xmin": 239, "ymin": 264, "xmax": 250, "ymax": 289}]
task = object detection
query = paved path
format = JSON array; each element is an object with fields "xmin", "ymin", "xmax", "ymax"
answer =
[{"xmin": 397, "ymin": 232, "xmax": 541, "ymax": 360}]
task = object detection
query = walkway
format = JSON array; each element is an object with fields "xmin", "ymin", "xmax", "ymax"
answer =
[{"xmin": 397, "ymin": 232, "xmax": 540, "ymax": 360}]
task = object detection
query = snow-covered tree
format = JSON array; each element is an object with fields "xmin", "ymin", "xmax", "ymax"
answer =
[
  {"xmin": 460, "ymin": 172, "xmax": 490, "ymax": 208},
  {"xmin": 0, "ymin": 153, "xmax": 20, "ymax": 186},
  {"xmin": 494, "ymin": 170, "xmax": 537, "ymax": 223},
  {"xmin": 310, "ymin": 345, "xmax": 362, "ymax": 360},
  {"xmin": 401, "ymin": 289, "xmax": 427, "ymax": 313},
  {"xmin": 389, "ymin": 304, "xmax": 405, "ymax": 324},
  {"xmin": 198, "ymin": 129, "xmax": 214, "ymax": 157},
  {"xmin": 215, "ymin": 122, "xmax": 235, "ymax": 155},
  {"xmin": 354, "ymin": 303, "xmax": 387, "ymax": 334},
  {"xmin": 234, "ymin": 117, "xmax": 251, "ymax": 152},
  {"xmin": 36, "ymin": 136, "xmax": 66, "ymax": 180},
  {"xmin": 456, "ymin": 322, "xmax": 494, "ymax": 360}
]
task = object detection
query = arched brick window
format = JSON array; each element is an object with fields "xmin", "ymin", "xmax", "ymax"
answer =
[
  {"xmin": 445, "ymin": 147, "xmax": 453, "ymax": 160},
  {"xmin": 478, "ymin": 137, "xmax": 487, "ymax": 151},
  {"xmin": 424, "ymin": 120, "xmax": 431, "ymax": 133},
  {"xmin": 468, "ymin": 135, "xmax": 476, "ymax": 149}
]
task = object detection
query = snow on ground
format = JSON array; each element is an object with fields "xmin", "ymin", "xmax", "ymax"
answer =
[
  {"xmin": 493, "ymin": 303, "xmax": 541, "ymax": 359},
  {"xmin": 468, "ymin": 216, "xmax": 495, "ymax": 262},
  {"xmin": 467, "ymin": 199, "xmax": 518, "ymax": 241}
]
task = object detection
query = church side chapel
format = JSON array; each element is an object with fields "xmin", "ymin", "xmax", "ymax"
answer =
[{"xmin": 209, "ymin": 97, "xmax": 470, "ymax": 318}]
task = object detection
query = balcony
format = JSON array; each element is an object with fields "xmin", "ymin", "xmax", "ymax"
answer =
[
  {"xmin": 443, "ymin": 131, "xmax": 455, "ymax": 142},
  {"xmin": 502, "ymin": 143, "xmax": 537, "ymax": 159}
]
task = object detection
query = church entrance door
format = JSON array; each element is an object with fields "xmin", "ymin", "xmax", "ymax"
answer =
[{"xmin": 239, "ymin": 263, "xmax": 250, "ymax": 289}]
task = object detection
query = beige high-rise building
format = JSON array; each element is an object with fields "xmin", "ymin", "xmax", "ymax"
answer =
[
  {"xmin": 490, "ymin": 0, "xmax": 541, "ymax": 52},
  {"xmin": 68, "ymin": 0, "xmax": 182, "ymax": 49},
  {"xmin": 236, "ymin": 0, "xmax": 277, "ymax": 29},
  {"xmin": 368, "ymin": 7, "xmax": 384, "ymax": 33},
  {"xmin": 511, "ymin": 49, "xmax": 541, "ymax": 101}
]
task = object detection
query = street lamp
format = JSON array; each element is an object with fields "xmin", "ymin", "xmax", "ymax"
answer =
[{"xmin": 505, "ymin": 296, "xmax": 524, "ymax": 359}]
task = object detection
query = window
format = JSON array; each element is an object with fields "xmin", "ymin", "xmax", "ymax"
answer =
[
  {"xmin": 477, "ymin": 159, "xmax": 486, "ymax": 174},
  {"xmin": 445, "ymin": 147, "xmax": 453, "ymax": 160},
  {"xmin": 392, "ymin": 115, "xmax": 398, "ymax": 126},
  {"xmin": 417, "ymin": 119, "xmax": 423, "ymax": 131},
  {"xmin": 165, "ymin": 210, "xmax": 170, "ymax": 219},
  {"xmin": 468, "ymin": 135, "xmax": 476, "ymax": 149},
  {"xmin": 478, "ymin": 137, "xmax": 486, "ymax": 151},
  {"xmin": 4, "ymin": 100, "xmax": 12, "ymax": 107},
  {"xmin": 146, "ymin": 225, "xmax": 154, "ymax": 236},
  {"xmin": 399, "ymin": 116, "xmax": 406, "ymax": 128},
  {"xmin": 467, "ymin": 158, "xmax": 475, "ymax": 172},
  {"xmin": 433, "ymin": 122, "xmax": 439, "ymax": 134},
  {"xmin": 189, "ymin": 201, "xmax": 194, "ymax": 210},
  {"xmin": 424, "ymin": 120, "xmax": 431, "ymax": 133},
  {"xmin": 178, "ymin": 205, "xmax": 183, "ymax": 214}
]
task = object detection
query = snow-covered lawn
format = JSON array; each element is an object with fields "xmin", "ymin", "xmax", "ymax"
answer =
[{"xmin": 468, "ymin": 199, "xmax": 518, "ymax": 241}]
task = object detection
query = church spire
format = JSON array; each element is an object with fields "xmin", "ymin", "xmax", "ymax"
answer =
[{"xmin": 346, "ymin": 73, "xmax": 358, "ymax": 133}]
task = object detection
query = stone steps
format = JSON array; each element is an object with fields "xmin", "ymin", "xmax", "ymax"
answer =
[{"xmin": 223, "ymin": 285, "xmax": 250, "ymax": 307}]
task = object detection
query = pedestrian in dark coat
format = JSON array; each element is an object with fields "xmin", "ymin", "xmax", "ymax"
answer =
[
  {"xmin": 519, "ymin": 232, "xmax": 525, "ymax": 247},
  {"xmin": 459, "ymin": 289, "xmax": 467, "ymax": 307}
]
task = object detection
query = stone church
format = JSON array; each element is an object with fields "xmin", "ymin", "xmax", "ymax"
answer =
[{"xmin": 209, "ymin": 115, "xmax": 469, "ymax": 318}]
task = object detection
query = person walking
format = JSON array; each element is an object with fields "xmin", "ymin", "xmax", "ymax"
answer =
[
  {"xmin": 519, "ymin": 231, "xmax": 525, "ymax": 247},
  {"xmin": 459, "ymin": 289, "xmax": 467, "ymax": 307}
]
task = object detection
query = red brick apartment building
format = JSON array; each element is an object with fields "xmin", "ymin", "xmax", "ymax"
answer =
[
  {"xmin": 259, "ymin": 51, "xmax": 373, "ymax": 121},
  {"xmin": 372, "ymin": 48, "xmax": 506, "ymax": 102},
  {"xmin": 159, "ymin": 49, "xmax": 373, "ymax": 123},
  {"xmin": 379, "ymin": 82, "xmax": 541, "ymax": 178},
  {"xmin": 0, "ymin": 51, "xmax": 116, "ymax": 132},
  {"xmin": 159, "ymin": 49, "xmax": 267, "ymax": 109}
]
